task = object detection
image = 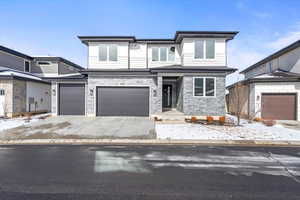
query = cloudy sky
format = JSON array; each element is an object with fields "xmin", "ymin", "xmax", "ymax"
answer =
[{"xmin": 0, "ymin": 0, "xmax": 299, "ymax": 85}]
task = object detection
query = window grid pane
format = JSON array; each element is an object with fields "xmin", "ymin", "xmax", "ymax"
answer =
[
  {"xmin": 195, "ymin": 40, "xmax": 204, "ymax": 59},
  {"xmin": 206, "ymin": 40, "xmax": 215, "ymax": 59},
  {"xmin": 109, "ymin": 44, "xmax": 118, "ymax": 61},
  {"xmin": 205, "ymin": 78, "xmax": 215, "ymax": 96},
  {"xmin": 194, "ymin": 78, "xmax": 204, "ymax": 96},
  {"xmin": 152, "ymin": 47, "xmax": 159, "ymax": 61},
  {"xmin": 160, "ymin": 47, "xmax": 167, "ymax": 61},
  {"xmin": 99, "ymin": 44, "xmax": 107, "ymax": 61},
  {"xmin": 168, "ymin": 47, "xmax": 175, "ymax": 61}
]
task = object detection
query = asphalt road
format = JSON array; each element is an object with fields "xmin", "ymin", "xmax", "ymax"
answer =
[{"xmin": 0, "ymin": 145, "xmax": 300, "ymax": 200}]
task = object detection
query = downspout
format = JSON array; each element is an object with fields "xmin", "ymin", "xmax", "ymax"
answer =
[
  {"xmin": 128, "ymin": 42, "xmax": 130, "ymax": 69},
  {"xmin": 146, "ymin": 43, "xmax": 148, "ymax": 69}
]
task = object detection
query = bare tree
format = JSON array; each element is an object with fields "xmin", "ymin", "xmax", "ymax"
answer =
[{"xmin": 229, "ymin": 82, "xmax": 248, "ymax": 126}]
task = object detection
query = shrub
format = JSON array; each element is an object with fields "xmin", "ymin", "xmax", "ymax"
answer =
[
  {"xmin": 263, "ymin": 120, "xmax": 276, "ymax": 126},
  {"xmin": 219, "ymin": 116, "xmax": 226, "ymax": 124},
  {"xmin": 191, "ymin": 116, "xmax": 198, "ymax": 123},
  {"xmin": 253, "ymin": 117, "xmax": 263, "ymax": 122},
  {"xmin": 207, "ymin": 116, "xmax": 214, "ymax": 124}
]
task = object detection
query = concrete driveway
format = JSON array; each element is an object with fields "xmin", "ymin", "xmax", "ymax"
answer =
[{"xmin": 0, "ymin": 116, "xmax": 155, "ymax": 140}]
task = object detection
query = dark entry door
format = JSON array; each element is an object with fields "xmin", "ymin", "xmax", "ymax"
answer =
[
  {"xmin": 163, "ymin": 85, "xmax": 172, "ymax": 108},
  {"xmin": 59, "ymin": 84, "xmax": 85, "ymax": 115},
  {"xmin": 97, "ymin": 87, "xmax": 149, "ymax": 116}
]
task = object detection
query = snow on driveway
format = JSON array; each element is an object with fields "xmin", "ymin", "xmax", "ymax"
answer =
[{"xmin": 156, "ymin": 116, "xmax": 300, "ymax": 141}]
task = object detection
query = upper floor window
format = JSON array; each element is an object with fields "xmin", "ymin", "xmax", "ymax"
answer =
[
  {"xmin": 195, "ymin": 40, "xmax": 215, "ymax": 59},
  {"xmin": 194, "ymin": 77, "xmax": 216, "ymax": 97},
  {"xmin": 152, "ymin": 46, "xmax": 175, "ymax": 62},
  {"xmin": 99, "ymin": 44, "xmax": 118, "ymax": 62},
  {"xmin": 24, "ymin": 61, "xmax": 30, "ymax": 72},
  {"xmin": 0, "ymin": 89, "xmax": 5, "ymax": 96},
  {"xmin": 37, "ymin": 61, "xmax": 51, "ymax": 65}
]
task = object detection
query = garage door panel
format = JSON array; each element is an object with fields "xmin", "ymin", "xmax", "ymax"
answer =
[
  {"xmin": 97, "ymin": 87, "xmax": 149, "ymax": 116},
  {"xmin": 59, "ymin": 84, "xmax": 85, "ymax": 115},
  {"xmin": 262, "ymin": 94, "xmax": 296, "ymax": 120}
]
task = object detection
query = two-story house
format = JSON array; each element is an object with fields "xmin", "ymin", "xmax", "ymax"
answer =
[
  {"xmin": 227, "ymin": 40, "xmax": 300, "ymax": 120},
  {"xmin": 0, "ymin": 45, "xmax": 83, "ymax": 117},
  {"xmin": 50, "ymin": 31, "xmax": 238, "ymax": 117}
]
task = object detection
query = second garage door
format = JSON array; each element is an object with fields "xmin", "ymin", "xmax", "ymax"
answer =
[
  {"xmin": 97, "ymin": 87, "xmax": 149, "ymax": 116},
  {"xmin": 59, "ymin": 84, "xmax": 85, "ymax": 115},
  {"xmin": 261, "ymin": 93, "xmax": 296, "ymax": 120}
]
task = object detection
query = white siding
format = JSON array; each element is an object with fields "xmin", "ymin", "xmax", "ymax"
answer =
[
  {"xmin": 181, "ymin": 38, "xmax": 226, "ymax": 66},
  {"xmin": 26, "ymin": 82, "xmax": 51, "ymax": 112},
  {"xmin": 88, "ymin": 42, "xmax": 129, "ymax": 69},
  {"xmin": 249, "ymin": 82, "xmax": 300, "ymax": 120}
]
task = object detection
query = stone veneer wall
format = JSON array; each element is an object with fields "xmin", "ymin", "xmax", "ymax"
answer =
[
  {"xmin": 87, "ymin": 76, "xmax": 162, "ymax": 116},
  {"xmin": 182, "ymin": 74, "xmax": 226, "ymax": 116},
  {"xmin": 12, "ymin": 79, "xmax": 27, "ymax": 115}
]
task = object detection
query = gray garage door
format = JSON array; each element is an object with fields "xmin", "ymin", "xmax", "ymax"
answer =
[
  {"xmin": 97, "ymin": 87, "xmax": 149, "ymax": 116},
  {"xmin": 59, "ymin": 84, "xmax": 85, "ymax": 115}
]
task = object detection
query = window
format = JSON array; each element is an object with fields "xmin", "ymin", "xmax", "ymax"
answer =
[
  {"xmin": 168, "ymin": 47, "xmax": 175, "ymax": 61},
  {"xmin": 194, "ymin": 78, "xmax": 204, "ymax": 96},
  {"xmin": 98, "ymin": 44, "xmax": 118, "ymax": 62},
  {"xmin": 160, "ymin": 47, "xmax": 167, "ymax": 61},
  {"xmin": 152, "ymin": 46, "xmax": 176, "ymax": 62},
  {"xmin": 0, "ymin": 89, "xmax": 5, "ymax": 96},
  {"xmin": 24, "ymin": 61, "xmax": 30, "ymax": 72},
  {"xmin": 195, "ymin": 40, "xmax": 204, "ymax": 59},
  {"xmin": 205, "ymin": 78, "xmax": 215, "ymax": 96},
  {"xmin": 194, "ymin": 77, "xmax": 216, "ymax": 97},
  {"xmin": 194, "ymin": 40, "xmax": 215, "ymax": 59},
  {"xmin": 37, "ymin": 61, "xmax": 51, "ymax": 65}
]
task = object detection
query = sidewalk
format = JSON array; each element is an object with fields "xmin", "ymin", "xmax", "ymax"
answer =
[{"xmin": 1, "ymin": 138, "xmax": 300, "ymax": 146}]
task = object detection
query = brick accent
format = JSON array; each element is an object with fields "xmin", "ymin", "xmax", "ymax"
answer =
[{"xmin": 182, "ymin": 75, "xmax": 226, "ymax": 116}]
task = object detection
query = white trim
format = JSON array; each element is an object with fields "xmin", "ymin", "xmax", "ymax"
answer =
[
  {"xmin": 193, "ymin": 39, "xmax": 216, "ymax": 60},
  {"xmin": 93, "ymin": 85, "xmax": 152, "ymax": 117},
  {"xmin": 55, "ymin": 82, "xmax": 87, "ymax": 116},
  {"xmin": 193, "ymin": 77, "xmax": 216, "ymax": 98}
]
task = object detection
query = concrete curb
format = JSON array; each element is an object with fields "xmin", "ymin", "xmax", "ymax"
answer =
[{"xmin": 0, "ymin": 139, "xmax": 300, "ymax": 146}]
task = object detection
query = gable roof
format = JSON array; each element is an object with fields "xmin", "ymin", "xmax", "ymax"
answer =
[
  {"xmin": 0, "ymin": 45, "xmax": 33, "ymax": 60},
  {"xmin": 78, "ymin": 31, "xmax": 239, "ymax": 45},
  {"xmin": 33, "ymin": 56, "xmax": 84, "ymax": 70},
  {"xmin": 240, "ymin": 39, "xmax": 300, "ymax": 74}
]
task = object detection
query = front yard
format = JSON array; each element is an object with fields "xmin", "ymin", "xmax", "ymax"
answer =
[
  {"xmin": 156, "ymin": 115, "xmax": 300, "ymax": 140},
  {"xmin": 0, "ymin": 114, "xmax": 300, "ymax": 141}
]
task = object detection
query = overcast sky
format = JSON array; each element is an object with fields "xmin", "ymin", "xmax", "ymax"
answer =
[{"xmin": 0, "ymin": 0, "xmax": 299, "ymax": 85}]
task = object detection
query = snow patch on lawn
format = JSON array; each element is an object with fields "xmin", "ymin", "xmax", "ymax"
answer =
[
  {"xmin": 156, "ymin": 115, "xmax": 300, "ymax": 140},
  {"xmin": 0, "ymin": 114, "xmax": 49, "ymax": 132}
]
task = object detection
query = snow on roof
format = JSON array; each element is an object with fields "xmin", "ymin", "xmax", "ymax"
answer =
[{"xmin": 0, "ymin": 67, "xmax": 44, "ymax": 81}]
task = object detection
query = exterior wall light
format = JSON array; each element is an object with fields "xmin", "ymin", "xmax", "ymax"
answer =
[
  {"xmin": 52, "ymin": 89, "xmax": 56, "ymax": 96},
  {"xmin": 90, "ymin": 89, "xmax": 94, "ymax": 96}
]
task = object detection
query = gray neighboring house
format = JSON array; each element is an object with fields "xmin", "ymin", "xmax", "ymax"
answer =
[
  {"xmin": 0, "ymin": 45, "xmax": 84, "ymax": 117},
  {"xmin": 50, "ymin": 31, "xmax": 238, "ymax": 117},
  {"xmin": 227, "ymin": 40, "xmax": 300, "ymax": 121}
]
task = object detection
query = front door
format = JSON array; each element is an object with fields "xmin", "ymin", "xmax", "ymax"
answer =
[{"xmin": 163, "ymin": 85, "xmax": 172, "ymax": 108}]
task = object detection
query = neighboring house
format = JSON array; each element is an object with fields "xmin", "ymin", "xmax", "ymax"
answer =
[
  {"xmin": 227, "ymin": 40, "xmax": 300, "ymax": 120},
  {"xmin": 0, "ymin": 45, "xmax": 83, "ymax": 117},
  {"xmin": 50, "ymin": 31, "xmax": 238, "ymax": 117}
]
